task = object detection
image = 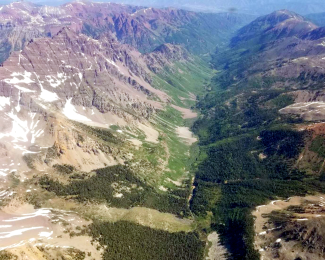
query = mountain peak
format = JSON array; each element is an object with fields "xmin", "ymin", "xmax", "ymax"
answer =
[
  {"xmin": 2, "ymin": 1, "xmax": 36, "ymax": 10},
  {"xmin": 231, "ymin": 9, "xmax": 317, "ymax": 47},
  {"xmin": 51, "ymin": 26, "xmax": 78, "ymax": 41},
  {"xmin": 263, "ymin": 9, "xmax": 306, "ymax": 23}
]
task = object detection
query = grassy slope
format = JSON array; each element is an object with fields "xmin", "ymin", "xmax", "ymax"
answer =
[{"xmin": 152, "ymin": 57, "xmax": 213, "ymax": 107}]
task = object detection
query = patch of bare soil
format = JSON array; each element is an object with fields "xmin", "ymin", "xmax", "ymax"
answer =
[
  {"xmin": 38, "ymin": 196, "xmax": 194, "ymax": 233},
  {"xmin": 176, "ymin": 127, "xmax": 197, "ymax": 145},
  {"xmin": 137, "ymin": 122, "xmax": 159, "ymax": 143},
  {"xmin": 206, "ymin": 232, "xmax": 227, "ymax": 260},
  {"xmin": 280, "ymin": 101, "xmax": 325, "ymax": 121},
  {"xmin": 171, "ymin": 105, "xmax": 198, "ymax": 119},
  {"xmin": 253, "ymin": 194, "xmax": 325, "ymax": 260}
]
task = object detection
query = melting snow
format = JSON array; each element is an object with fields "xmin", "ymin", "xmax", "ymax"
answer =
[
  {"xmin": 34, "ymin": 73, "xmax": 59, "ymax": 102},
  {"xmin": 0, "ymin": 225, "xmax": 12, "ymax": 228},
  {"xmin": 4, "ymin": 112, "xmax": 29, "ymax": 142},
  {"xmin": 318, "ymin": 41, "xmax": 325, "ymax": 47},
  {"xmin": 4, "ymin": 209, "xmax": 51, "ymax": 222},
  {"xmin": 0, "ymin": 96, "xmax": 10, "ymax": 110},
  {"xmin": 4, "ymin": 71, "xmax": 34, "ymax": 85},
  {"xmin": 39, "ymin": 88, "xmax": 59, "ymax": 102},
  {"xmin": 38, "ymin": 231, "xmax": 53, "ymax": 238},
  {"xmin": 63, "ymin": 98, "xmax": 91, "ymax": 122},
  {"xmin": 15, "ymin": 91, "xmax": 21, "ymax": 112},
  {"xmin": 0, "ymin": 227, "xmax": 43, "ymax": 239},
  {"xmin": 14, "ymin": 85, "xmax": 35, "ymax": 93},
  {"xmin": 0, "ymin": 111, "xmax": 44, "ymax": 153},
  {"xmin": 159, "ymin": 186, "xmax": 168, "ymax": 192}
]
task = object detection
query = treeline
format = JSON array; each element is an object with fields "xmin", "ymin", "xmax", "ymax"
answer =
[
  {"xmin": 40, "ymin": 165, "xmax": 190, "ymax": 216},
  {"xmin": 88, "ymin": 220, "xmax": 204, "ymax": 260}
]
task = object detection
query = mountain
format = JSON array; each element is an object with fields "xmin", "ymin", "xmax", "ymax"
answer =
[
  {"xmin": 0, "ymin": 26, "xmax": 163, "ymax": 173},
  {"xmin": 231, "ymin": 10, "xmax": 316, "ymax": 45},
  {"xmin": 6, "ymin": 1, "xmax": 325, "ymax": 260},
  {"xmin": 0, "ymin": 1, "xmax": 245, "ymax": 259},
  {"xmin": 0, "ymin": 1, "xmax": 253, "ymax": 64},
  {"xmin": 5, "ymin": 0, "xmax": 325, "ymax": 15},
  {"xmin": 190, "ymin": 9, "xmax": 325, "ymax": 260},
  {"xmin": 76, "ymin": 0, "xmax": 325, "ymax": 15},
  {"xmin": 0, "ymin": 1, "xmax": 140, "ymax": 62},
  {"xmin": 0, "ymin": 20, "xmax": 210, "ymax": 260},
  {"xmin": 213, "ymin": 10, "xmax": 324, "ymax": 91}
]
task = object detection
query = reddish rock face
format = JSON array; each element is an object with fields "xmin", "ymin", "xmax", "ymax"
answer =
[
  {"xmin": 0, "ymin": 26, "xmax": 166, "ymax": 116},
  {"xmin": 0, "ymin": 24, "xmax": 176, "ymax": 173}
]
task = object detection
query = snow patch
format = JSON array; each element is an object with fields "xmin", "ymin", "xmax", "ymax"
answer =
[
  {"xmin": 34, "ymin": 73, "xmax": 59, "ymax": 102},
  {"xmin": 63, "ymin": 98, "xmax": 91, "ymax": 122},
  {"xmin": 0, "ymin": 96, "xmax": 10, "ymax": 110},
  {"xmin": 38, "ymin": 231, "xmax": 53, "ymax": 238},
  {"xmin": 5, "ymin": 71, "xmax": 34, "ymax": 85},
  {"xmin": 39, "ymin": 88, "xmax": 59, "ymax": 102},
  {"xmin": 0, "ymin": 227, "xmax": 43, "ymax": 239}
]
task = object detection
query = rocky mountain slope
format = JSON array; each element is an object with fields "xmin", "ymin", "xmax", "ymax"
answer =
[
  {"xmin": 0, "ymin": 1, "xmax": 238, "ymax": 259},
  {"xmin": 0, "ymin": 25, "xmax": 166, "ymax": 172},
  {"xmin": 253, "ymin": 195, "xmax": 325, "ymax": 260}
]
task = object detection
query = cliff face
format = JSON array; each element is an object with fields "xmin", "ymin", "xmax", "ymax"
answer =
[
  {"xmin": 143, "ymin": 43, "xmax": 191, "ymax": 73},
  {"xmin": 1, "ymin": 26, "xmax": 162, "ymax": 113}
]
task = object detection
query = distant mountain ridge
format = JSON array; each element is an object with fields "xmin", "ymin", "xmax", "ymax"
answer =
[
  {"xmin": 15, "ymin": 0, "xmax": 325, "ymax": 15},
  {"xmin": 213, "ymin": 9, "xmax": 325, "ymax": 90},
  {"xmin": 0, "ymin": 1, "xmax": 253, "ymax": 63}
]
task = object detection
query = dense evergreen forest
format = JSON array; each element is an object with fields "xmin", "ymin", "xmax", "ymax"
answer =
[
  {"xmin": 40, "ymin": 165, "xmax": 190, "ymax": 216},
  {"xmin": 88, "ymin": 221, "xmax": 204, "ymax": 260}
]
